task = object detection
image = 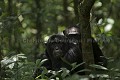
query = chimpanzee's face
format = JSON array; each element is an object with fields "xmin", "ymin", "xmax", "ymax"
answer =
[
  {"xmin": 63, "ymin": 26, "xmax": 81, "ymax": 46},
  {"xmin": 47, "ymin": 35, "xmax": 68, "ymax": 58},
  {"xmin": 52, "ymin": 42, "xmax": 64, "ymax": 57}
]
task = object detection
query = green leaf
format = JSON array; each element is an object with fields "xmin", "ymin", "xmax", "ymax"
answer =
[
  {"xmin": 71, "ymin": 62, "xmax": 85, "ymax": 71},
  {"xmin": 36, "ymin": 59, "xmax": 41, "ymax": 67},
  {"xmin": 89, "ymin": 64, "xmax": 108, "ymax": 70},
  {"xmin": 61, "ymin": 68, "xmax": 70, "ymax": 78},
  {"xmin": 77, "ymin": 69, "xmax": 91, "ymax": 73}
]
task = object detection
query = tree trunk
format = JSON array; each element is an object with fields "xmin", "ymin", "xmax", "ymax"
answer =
[
  {"xmin": 34, "ymin": 0, "xmax": 42, "ymax": 61},
  {"xmin": 73, "ymin": 0, "xmax": 79, "ymax": 24},
  {"xmin": 8, "ymin": 0, "xmax": 13, "ymax": 50},
  {"xmin": 63, "ymin": 0, "xmax": 69, "ymax": 27},
  {"xmin": 78, "ymin": 0, "xmax": 96, "ymax": 75}
]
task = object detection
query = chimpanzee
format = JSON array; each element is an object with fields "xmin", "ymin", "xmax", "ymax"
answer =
[
  {"xmin": 63, "ymin": 25, "xmax": 107, "ymax": 67},
  {"xmin": 33, "ymin": 34, "xmax": 84, "ymax": 78},
  {"xmin": 46, "ymin": 34, "xmax": 84, "ymax": 70},
  {"xmin": 33, "ymin": 35, "xmax": 67, "ymax": 78},
  {"xmin": 45, "ymin": 34, "xmax": 69, "ymax": 70}
]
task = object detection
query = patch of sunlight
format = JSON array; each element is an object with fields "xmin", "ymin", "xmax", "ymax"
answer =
[
  {"xmin": 13, "ymin": 57, "xmax": 17, "ymax": 61},
  {"xmin": 0, "ymin": 22, "xmax": 2, "ymax": 25},
  {"xmin": 31, "ymin": 29, "xmax": 37, "ymax": 34},
  {"xmin": 94, "ymin": 1, "xmax": 102, "ymax": 7},
  {"xmin": 97, "ymin": 18, "xmax": 103, "ymax": 24},
  {"xmin": 67, "ymin": 6, "xmax": 74, "ymax": 11},
  {"xmin": 44, "ymin": 36, "xmax": 49, "ymax": 42},
  {"xmin": 16, "ymin": 3, "xmax": 22, "ymax": 7},
  {"xmin": 18, "ymin": 15, "xmax": 24, "ymax": 22},
  {"xmin": 104, "ymin": 24, "xmax": 113, "ymax": 32},
  {"xmin": 107, "ymin": 18, "xmax": 114, "ymax": 24}
]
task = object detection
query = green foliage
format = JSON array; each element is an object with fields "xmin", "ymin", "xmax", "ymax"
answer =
[
  {"xmin": 1, "ymin": 54, "xmax": 35, "ymax": 80},
  {"xmin": 0, "ymin": 0, "xmax": 120, "ymax": 80},
  {"xmin": 2, "ymin": 55, "xmax": 120, "ymax": 80},
  {"xmin": 33, "ymin": 58, "xmax": 120, "ymax": 80}
]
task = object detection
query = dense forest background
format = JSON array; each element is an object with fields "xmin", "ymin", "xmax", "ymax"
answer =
[{"xmin": 0, "ymin": 0, "xmax": 120, "ymax": 80}]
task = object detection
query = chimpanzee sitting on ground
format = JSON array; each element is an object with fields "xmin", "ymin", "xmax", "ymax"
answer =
[
  {"xmin": 46, "ymin": 34, "xmax": 85, "ymax": 71},
  {"xmin": 63, "ymin": 25, "xmax": 107, "ymax": 67},
  {"xmin": 45, "ymin": 34, "xmax": 69, "ymax": 70},
  {"xmin": 33, "ymin": 34, "xmax": 84, "ymax": 78}
]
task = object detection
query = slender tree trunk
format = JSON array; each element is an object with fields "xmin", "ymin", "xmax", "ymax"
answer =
[
  {"xmin": 8, "ymin": 0, "xmax": 13, "ymax": 50},
  {"xmin": 8, "ymin": 0, "xmax": 20, "ymax": 53},
  {"xmin": 34, "ymin": 0, "xmax": 42, "ymax": 61},
  {"xmin": 63, "ymin": 0, "xmax": 69, "ymax": 27},
  {"xmin": 7, "ymin": 1, "xmax": 20, "ymax": 79},
  {"xmin": 13, "ymin": 2, "xmax": 22, "ymax": 54},
  {"xmin": 73, "ymin": 0, "xmax": 79, "ymax": 24},
  {"xmin": 8, "ymin": 0, "xmax": 12, "ymax": 15},
  {"xmin": 78, "ymin": 0, "xmax": 96, "ymax": 75}
]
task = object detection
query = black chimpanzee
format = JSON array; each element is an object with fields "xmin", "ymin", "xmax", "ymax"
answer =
[
  {"xmin": 33, "ymin": 34, "xmax": 67, "ymax": 78},
  {"xmin": 63, "ymin": 25, "xmax": 107, "ymax": 67},
  {"xmin": 46, "ymin": 34, "xmax": 84, "ymax": 69},
  {"xmin": 33, "ymin": 34, "xmax": 84, "ymax": 78},
  {"xmin": 34, "ymin": 25, "xmax": 107, "ymax": 78},
  {"xmin": 45, "ymin": 34, "xmax": 69, "ymax": 70}
]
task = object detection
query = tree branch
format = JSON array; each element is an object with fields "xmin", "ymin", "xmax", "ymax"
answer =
[
  {"xmin": 78, "ymin": 0, "xmax": 96, "ymax": 75},
  {"xmin": 80, "ymin": 0, "xmax": 95, "ymax": 16}
]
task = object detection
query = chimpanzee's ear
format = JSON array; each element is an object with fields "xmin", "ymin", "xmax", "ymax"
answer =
[
  {"xmin": 63, "ymin": 30, "xmax": 65, "ymax": 35},
  {"xmin": 63, "ymin": 30, "xmax": 68, "ymax": 36},
  {"xmin": 44, "ymin": 42, "xmax": 47, "ymax": 47}
]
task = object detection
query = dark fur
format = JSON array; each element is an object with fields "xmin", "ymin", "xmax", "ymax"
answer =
[
  {"xmin": 33, "ymin": 34, "xmax": 84, "ymax": 78},
  {"xmin": 63, "ymin": 25, "xmax": 107, "ymax": 67}
]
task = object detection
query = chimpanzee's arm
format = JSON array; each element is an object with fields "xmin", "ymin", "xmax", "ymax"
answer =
[
  {"xmin": 64, "ymin": 46, "xmax": 82, "ymax": 63},
  {"xmin": 92, "ymin": 38, "xmax": 107, "ymax": 67}
]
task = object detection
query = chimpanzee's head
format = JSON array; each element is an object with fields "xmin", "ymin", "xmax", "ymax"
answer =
[
  {"xmin": 46, "ymin": 34, "xmax": 68, "ymax": 59},
  {"xmin": 63, "ymin": 25, "xmax": 81, "ymax": 45}
]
